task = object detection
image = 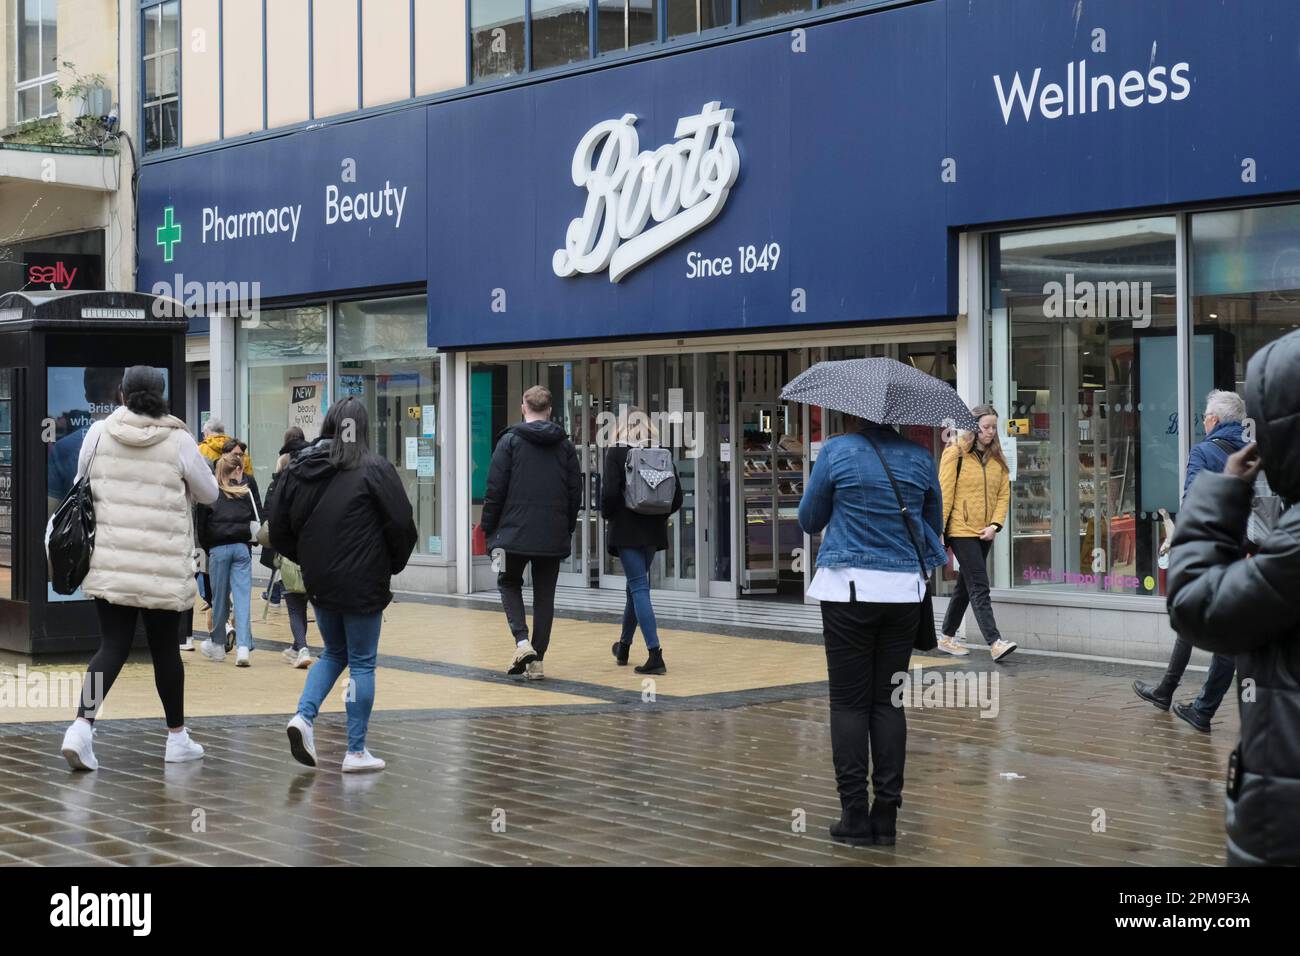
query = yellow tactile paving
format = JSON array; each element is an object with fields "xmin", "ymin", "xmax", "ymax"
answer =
[
  {"xmin": 0, "ymin": 657, "xmax": 606, "ymax": 724},
  {"xmin": 341, "ymin": 601, "xmax": 952, "ymax": 697},
  {"xmin": 0, "ymin": 599, "xmax": 954, "ymax": 722}
]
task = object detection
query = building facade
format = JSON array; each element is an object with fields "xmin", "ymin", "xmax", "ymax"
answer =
[
  {"xmin": 0, "ymin": 0, "xmax": 139, "ymax": 601},
  {"xmin": 134, "ymin": 0, "xmax": 1300, "ymax": 662}
]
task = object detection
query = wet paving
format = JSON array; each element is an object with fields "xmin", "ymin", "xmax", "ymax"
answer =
[{"xmin": 0, "ymin": 628, "xmax": 1236, "ymax": 866}]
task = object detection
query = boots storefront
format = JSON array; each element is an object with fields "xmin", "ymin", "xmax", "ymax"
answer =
[{"xmin": 136, "ymin": 0, "xmax": 1300, "ymax": 659}]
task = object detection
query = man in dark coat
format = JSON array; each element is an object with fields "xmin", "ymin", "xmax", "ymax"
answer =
[
  {"xmin": 1167, "ymin": 331, "xmax": 1300, "ymax": 865},
  {"xmin": 1133, "ymin": 390, "xmax": 1246, "ymax": 731},
  {"xmin": 480, "ymin": 385, "xmax": 581, "ymax": 680}
]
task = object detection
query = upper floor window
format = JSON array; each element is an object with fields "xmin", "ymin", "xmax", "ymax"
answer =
[
  {"xmin": 142, "ymin": 0, "xmax": 180, "ymax": 153},
  {"xmin": 16, "ymin": 0, "xmax": 58, "ymax": 122},
  {"xmin": 598, "ymin": 0, "xmax": 657, "ymax": 54},
  {"xmin": 667, "ymin": 0, "xmax": 731, "ymax": 38},
  {"xmin": 471, "ymin": 0, "xmax": 526, "ymax": 81},
  {"xmin": 740, "ymin": 0, "xmax": 813, "ymax": 24},
  {"xmin": 533, "ymin": 0, "xmax": 590, "ymax": 70}
]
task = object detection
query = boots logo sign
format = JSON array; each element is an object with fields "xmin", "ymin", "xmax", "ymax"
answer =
[{"xmin": 553, "ymin": 101, "xmax": 740, "ymax": 284}]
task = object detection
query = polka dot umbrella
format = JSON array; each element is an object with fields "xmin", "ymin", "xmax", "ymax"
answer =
[{"xmin": 781, "ymin": 358, "xmax": 980, "ymax": 430}]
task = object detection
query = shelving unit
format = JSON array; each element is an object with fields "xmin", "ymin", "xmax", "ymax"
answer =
[
  {"xmin": 740, "ymin": 418, "xmax": 804, "ymax": 594},
  {"xmin": 0, "ymin": 370, "xmax": 10, "ymax": 597}
]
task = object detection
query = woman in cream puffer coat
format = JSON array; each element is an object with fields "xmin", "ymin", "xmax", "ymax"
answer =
[{"xmin": 60, "ymin": 366, "xmax": 218, "ymax": 773}]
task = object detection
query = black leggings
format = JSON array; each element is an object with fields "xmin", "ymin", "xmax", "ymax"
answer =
[
  {"xmin": 941, "ymin": 537, "xmax": 1003, "ymax": 645},
  {"xmin": 78, "ymin": 599, "xmax": 185, "ymax": 728}
]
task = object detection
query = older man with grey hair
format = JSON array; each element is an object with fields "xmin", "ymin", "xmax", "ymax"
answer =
[{"xmin": 1133, "ymin": 389, "xmax": 1244, "ymax": 732}]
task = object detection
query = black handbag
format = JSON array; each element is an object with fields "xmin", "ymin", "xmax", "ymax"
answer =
[
  {"xmin": 861, "ymin": 432, "xmax": 938, "ymax": 652},
  {"xmin": 46, "ymin": 434, "xmax": 100, "ymax": 595}
]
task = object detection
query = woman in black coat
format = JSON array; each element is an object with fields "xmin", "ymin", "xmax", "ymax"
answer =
[
  {"xmin": 602, "ymin": 410, "xmax": 682, "ymax": 675},
  {"xmin": 270, "ymin": 398, "xmax": 417, "ymax": 773}
]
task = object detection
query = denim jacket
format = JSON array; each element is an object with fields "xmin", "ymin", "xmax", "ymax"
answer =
[{"xmin": 798, "ymin": 426, "xmax": 946, "ymax": 573}]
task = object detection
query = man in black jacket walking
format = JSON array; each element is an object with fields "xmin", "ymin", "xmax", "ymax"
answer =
[
  {"xmin": 481, "ymin": 385, "xmax": 581, "ymax": 680},
  {"xmin": 1167, "ymin": 330, "xmax": 1300, "ymax": 866}
]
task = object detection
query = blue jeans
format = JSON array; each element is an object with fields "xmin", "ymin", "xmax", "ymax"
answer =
[
  {"xmin": 208, "ymin": 543, "xmax": 252, "ymax": 650},
  {"xmin": 618, "ymin": 545, "xmax": 661, "ymax": 651},
  {"xmin": 297, "ymin": 607, "xmax": 382, "ymax": 753}
]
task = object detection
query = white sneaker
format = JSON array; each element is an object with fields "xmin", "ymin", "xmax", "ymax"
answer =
[
  {"xmin": 179, "ymin": 636, "xmax": 195, "ymax": 652},
  {"xmin": 224, "ymin": 620, "xmax": 236, "ymax": 652},
  {"xmin": 937, "ymin": 636, "xmax": 970, "ymax": 657},
  {"xmin": 293, "ymin": 647, "xmax": 313, "ymax": 669},
  {"xmin": 991, "ymin": 638, "xmax": 1019, "ymax": 662},
  {"xmin": 508, "ymin": 640, "xmax": 538, "ymax": 675},
  {"xmin": 525, "ymin": 660, "xmax": 544, "ymax": 681},
  {"xmin": 235, "ymin": 646, "xmax": 251, "ymax": 667},
  {"xmin": 342, "ymin": 749, "xmax": 386, "ymax": 773},
  {"xmin": 164, "ymin": 728, "xmax": 205, "ymax": 763},
  {"xmin": 199, "ymin": 639, "xmax": 226, "ymax": 662},
  {"xmin": 61, "ymin": 720, "xmax": 98, "ymax": 772},
  {"xmin": 281, "ymin": 647, "xmax": 299, "ymax": 665},
  {"xmin": 286, "ymin": 714, "xmax": 317, "ymax": 767}
]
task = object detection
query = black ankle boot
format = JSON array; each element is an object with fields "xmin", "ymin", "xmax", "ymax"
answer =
[
  {"xmin": 634, "ymin": 647, "xmax": 666, "ymax": 675},
  {"xmin": 829, "ymin": 803, "xmax": 872, "ymax": 847},
  {"xmin": 612, "ymin": 641, "xmax": 630, "ymax": 666},
  {"xmin": 869, "ymin": 801, "xmax": 898, "ymax": 846}
]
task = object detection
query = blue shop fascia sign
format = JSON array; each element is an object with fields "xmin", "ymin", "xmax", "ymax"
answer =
[{"xmin": 137, "ymin": 0, "xmax": 1300, "ymax": 349}]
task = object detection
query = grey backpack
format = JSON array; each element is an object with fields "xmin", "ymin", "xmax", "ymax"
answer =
[{"xmin": 623, "ymin": 446, "xmax": 677, "ymax": 515}]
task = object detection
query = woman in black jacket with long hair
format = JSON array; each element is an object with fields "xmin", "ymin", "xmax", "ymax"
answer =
[
  {"xmin": 603, "ymin": 409, "xmax": 682, "ymax": 675},
  {"xmin": 271, "ymin": 398, "xmax": 417, "ymax": 773}
]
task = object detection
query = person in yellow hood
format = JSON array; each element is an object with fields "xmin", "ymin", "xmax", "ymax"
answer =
[
  {"xmin": 199, "ymin": 418, "xmax": 252, "ymax": 474},
  {"xmin": 937, "ymin": 404, "xmax": 1015, "ymax": 661}
]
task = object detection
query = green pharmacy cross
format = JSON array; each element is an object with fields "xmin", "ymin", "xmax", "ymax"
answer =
[{"xmin": 156, "ymin": 206, "xmax": 182, "ymax": 263}]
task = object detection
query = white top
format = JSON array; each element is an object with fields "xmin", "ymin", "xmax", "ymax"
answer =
[
  {"xmin": 807, "ymin": 567, "xmax": 927, "ymax": 604},
  {"xmin": 77, "ymin": 419, "xmax": 219, "ymax": 505}
]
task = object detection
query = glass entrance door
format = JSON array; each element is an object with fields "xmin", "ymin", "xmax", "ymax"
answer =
[
  {"xmin": 646, "ymin": 355, "xmax": 698, "ymax": 592},
  {"xmin": 598, "ymin": 357, "xmax": 640, "ymax": 589},
  {"xmin": 537, "ymin": 360, "xmax": 590, "ymax": 588}
]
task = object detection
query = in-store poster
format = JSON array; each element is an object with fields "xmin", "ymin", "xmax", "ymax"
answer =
[{"xmin": 288, "ymin": 379, "xmax": 323, "ymax": 441}]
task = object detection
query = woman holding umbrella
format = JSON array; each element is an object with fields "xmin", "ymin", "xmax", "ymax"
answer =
[{"xmin": 787, "ymin": 358, "xmax": 957, "ymax": 847}]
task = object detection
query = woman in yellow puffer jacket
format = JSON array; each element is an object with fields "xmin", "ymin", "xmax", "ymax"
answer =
[{"xmin": 938, "ymin": 404, "xmax": 1015, "ymax": 661}]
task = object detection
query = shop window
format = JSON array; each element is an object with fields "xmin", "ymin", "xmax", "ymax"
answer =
[
  {"xmin": 666, "ymin": 0, "xmax": 731, "ymax": 38},
  {"xmin": 988, "ymin": 217, "xmax": 1177, "ymax": 597},
  {"xmin": 1191, "ymin": 203, "xmax": 1300, "ymax": 438},
  {"xmin": 598, "ymin": 0, "xmax": 657, "ymax": 54},
  {"xmin": 142, "ymin": 0, "xmax": 180, "ymax": 153},
  {"xmin": 335, "ymin": 297, "xmax": 443, "ymax": 557},
  {"xmin": 16, "ymin": 0, "xmax": 58, "ymax": 122},
  {"xmin": 471, "ymin": 0, "xmax": 526, "ymax": 80},
  {"xmin": 238, "ymin": 306, "xmax": 328, "ymax": 496},
  {"xmin": 740, "ymin": 0, "xmax": 812, "ymax": 25},
  {"xmin": 532, "ymin": 0, "xmax": 591, "ymax": 70}
]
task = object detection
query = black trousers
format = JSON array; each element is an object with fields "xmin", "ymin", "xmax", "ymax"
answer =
[
  {"xmin": 941, "ymin": 536, "xmax": 1003, "ymax": 645},
  {"xmin": 79, "ymin": 599, "xmax": 185, "ymax": 728},
  {"xmin": 498, "ymin": 553, "xmax": 562, "ymax": 660},
  {"xmin": 821, "ymin": 599, "xmax": 917, "ymax": 810}
]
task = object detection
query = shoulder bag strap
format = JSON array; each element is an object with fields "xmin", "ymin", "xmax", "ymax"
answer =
[{"xmin": 860, "ymin": 431, "xmax": 929, "ymax": 578}]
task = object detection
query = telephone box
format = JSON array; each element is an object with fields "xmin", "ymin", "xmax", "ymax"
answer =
[{"xmin": 0, "ymin": 291, "xmax": 187, "ymax": 656}]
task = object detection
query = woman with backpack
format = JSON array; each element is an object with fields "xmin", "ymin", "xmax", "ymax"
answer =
[
  {"xmin": 196, "ymin": 452, "xmax": 263, "ymax": 666},
  {"xmin": 937, "ymin": 404, "xmax": 1014, "ymax": 662},
  {"xmin": 59, "ymin": 366, "xmax": 219, "ymax": 771},
  {"xmin": 603, "ymin": 408, "xmax": 683, "ymax": 675},
  {"xmin": 271, "ymin": 398, "xmax": 417, "ymax": 773}
]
